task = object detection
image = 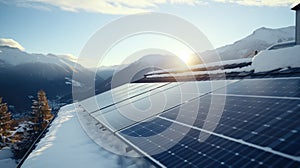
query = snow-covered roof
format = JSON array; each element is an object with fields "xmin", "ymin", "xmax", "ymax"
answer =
[
  {"xmin": 21, "ymin": 104, "xmax": 150, "ymax": 168},
  {"xmin": 146, "ymin": 58, "xmax": 252, "ymax": 76},
  {"xmin": 252, "ymin": 43, "xmax": 300, "ymax": 72},
  {"xmin": 292, "ymin": 3, "xmax": 300, "ymax": 10}
]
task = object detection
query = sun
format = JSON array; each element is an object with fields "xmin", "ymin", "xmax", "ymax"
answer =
[{"xmin": 177, "ymin": 51, "xmax": 192, "ymax": 64}]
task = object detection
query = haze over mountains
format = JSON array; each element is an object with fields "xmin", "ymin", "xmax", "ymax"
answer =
[{"xmin": 0, "ymin": 26, "xmax": 295, "ymax": 116}]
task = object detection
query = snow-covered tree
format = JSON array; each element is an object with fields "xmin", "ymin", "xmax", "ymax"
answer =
[
  {"xmin": 30, "ymin": 90, "xmax": 53, "ymax": 134},
  {"xmin": 0, "ymin": 97, "xmax": 12, "ymax": 148}
]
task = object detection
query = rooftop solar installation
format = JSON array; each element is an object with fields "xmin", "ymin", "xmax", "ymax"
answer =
[
  {"xmin": 81, "ymin": 77, "xmax": 300, "ymax": 167},
  {"xmin": 89, "ymin": 80, "xmax": 237, "ymax": 132}
]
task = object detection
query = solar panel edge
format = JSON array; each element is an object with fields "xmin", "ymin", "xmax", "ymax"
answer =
[
  {"xmin": 240, "ymin": 76, "xmax": 300, "ymax": 81},
  {"xmin": 212, "ymin": 93, "xmax": 300, "ymax": 100},
  {"xmin": 80, "ymin": 105, "xmax": 118, "ymax": 133},
  {"xmin": 77, "ymin": 104, "xmax": 167, "ymax": 167},
  {"xmin": 115, "ymin": 131, "xmax": 167, "ymax": 168}
]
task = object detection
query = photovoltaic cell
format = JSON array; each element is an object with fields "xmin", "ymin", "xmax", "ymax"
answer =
[
  {"xmin": 160, "ymin": 94, "xmax": 300, "ymax": 156},
  {"xmin": 119, "ymin": 117, "xmax": 300, "ymax": 167}
]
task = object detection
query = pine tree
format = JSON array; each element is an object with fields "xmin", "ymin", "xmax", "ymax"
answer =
[
  {"xmin": 0, "ymin": 97, "xmax": 12, "ymax": 148},
  {"xmin": 30, "ymin": 90, "xmax": 53, "ymax": 135}
]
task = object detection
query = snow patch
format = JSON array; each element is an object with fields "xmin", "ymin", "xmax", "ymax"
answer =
[
  {"xmin": 0, "ymin": 147, "xmax": 14, "ymax": 160},
  {"xmin": 252, "ymin": 45, "xmax": 300, "ymax": 73},
  {"xmin": 0, "ymin": 148, "xmax": 16, "ymax": 168},
  {"xmin": 65, "ymin": 77, "xmax": 82, "ymax": 87},
  {"xmin": 147, "ymin": 65, "xmax": 253, "ymax": 78}
]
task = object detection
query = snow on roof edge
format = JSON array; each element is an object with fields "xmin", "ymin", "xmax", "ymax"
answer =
[
  {"xmin": 146, "ymin": 58, "xmax": 252, "ymax": 75},
  {"xmin": 252, "ymin": 44, "xmax": 300, "ymax": 73}
]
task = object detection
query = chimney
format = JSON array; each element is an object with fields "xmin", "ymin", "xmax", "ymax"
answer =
[{"xmin": 292, "ymin": 3, "xmax": 300, "ymax": 45}]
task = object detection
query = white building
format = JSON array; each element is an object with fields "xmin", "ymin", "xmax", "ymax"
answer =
[{"xmin": 292, "ymin": 3, "xmax": 300, "ymax": 45}]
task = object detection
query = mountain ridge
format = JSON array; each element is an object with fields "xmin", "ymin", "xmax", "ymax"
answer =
[{"xmin": 201, "ymin": 26, "xmax": 295, "ymax": 62}]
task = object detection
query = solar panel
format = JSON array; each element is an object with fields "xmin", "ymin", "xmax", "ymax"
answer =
[
  {"xmin": 90, "ymin": 80, "xmax": 237, "ymax": 132},
  {"xmin": 225, "ymin": 77, "xmax": 300, "ymax": 98},
  {"xmin": 100, "ymin": 80, "xmax": 238, "ymax": 114},
  {"xmin": 91, "ymin": 83, "xmax": 194, "ymax": 132},
  {"xmin": 79, "ymin": 83, "xmax": 131, "ymax": 113},
  {"xmin": 160, "ymin": 94, "xmax": 300, "ymax": 156},
  {"xmin": 96, "ymin": 82, "xmax": 170, "ymax": 109},
  {"xmin": 95, "ymin": 82, "xmax": 182, "ymax": 115},
  {"xmin": 118, "ymin": 117, "xmax": 300, "ymax": 167}
]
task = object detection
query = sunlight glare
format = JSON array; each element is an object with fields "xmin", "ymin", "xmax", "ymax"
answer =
[{"xmin": 177, "ymin": 51, "xmax": 192, "ymax": 64}]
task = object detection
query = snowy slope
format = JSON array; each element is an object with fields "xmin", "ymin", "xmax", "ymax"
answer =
[
  {"xmin": 22, "ymin": 104, "xmax": 149, "ymax": 168},
  {"xmin": 201, "ymin": 26, "xmax": 295, "ymax": 61},
  {"xmin": 0, "ymin": 43, "xmax": 108, "ymax": 114}
]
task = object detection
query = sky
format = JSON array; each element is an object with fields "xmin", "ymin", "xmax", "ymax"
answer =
[{"xmin": 0, "ymin": 0, "xmax": 298, "ymax": 66}]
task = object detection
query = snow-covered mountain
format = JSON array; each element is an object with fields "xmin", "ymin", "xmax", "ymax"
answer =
[
  {"xmin": 0, "ymin": 47, "xmax": 75, "ymax": 68},
  {"xmin": 0, "ymin": 44, "xmax": 105, "ymax": 115},
  {"xmin": 201, "ymin": 26, "xmax": 295, "ymax": 61}
]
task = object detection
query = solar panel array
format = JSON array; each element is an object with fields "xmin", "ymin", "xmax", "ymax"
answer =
[{"xmin": 79, "ymin": 77, "xmax": 300, "ymax": 167}]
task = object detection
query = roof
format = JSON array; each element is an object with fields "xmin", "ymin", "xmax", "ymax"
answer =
[{"xmin": 292, "ymin": 3, "xmax": 300, "ymax": 10}]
